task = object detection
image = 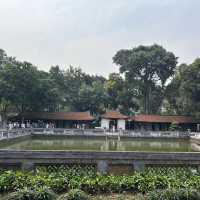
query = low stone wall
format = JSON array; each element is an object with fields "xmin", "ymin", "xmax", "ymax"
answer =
[
  {"xmin": 0, "ymin": 129, "xmax": 32, "ymax": 141},
  {"xmin": 0, "ymin": 128, "xmax": 191, "ymax": 139},
  {"xmin": 0, "ymin": 129, "xmax": 198, "ymax": 174},
  {"xmin": 0, "ymin": 151, "xmax": 200, "ymax": 173},
  {"xmin": 32, "ymin": 128, "xmax": 190, "ymax": 139}
]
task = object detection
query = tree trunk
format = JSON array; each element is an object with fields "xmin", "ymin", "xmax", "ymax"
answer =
[
  {"xmin": 143, "ymin": 84, "xmax": 150, "ymax": 114},
  {"xmin": 0, "ymin": 113, "xmax": 7, "ymax": 129}
]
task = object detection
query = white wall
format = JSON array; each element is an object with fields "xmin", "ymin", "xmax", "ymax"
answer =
[
  {"xmin": 101, "ymin": 119, "xmax": 110, "ymax": 129},
  {"xmin": 117, "ymin": 119, "xmax": 126, "ymax": 130},
  {"xmin": 197, "ymin": 124, "xmax": 200, "ymax": 132}
]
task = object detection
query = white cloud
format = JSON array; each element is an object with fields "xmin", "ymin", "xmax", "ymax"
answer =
[{"xmin": 0, "ymin": 0, "xmax": 200, "ymax": 76}]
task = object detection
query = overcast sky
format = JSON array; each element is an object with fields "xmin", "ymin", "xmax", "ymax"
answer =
[{"xmin": 0, "ymin": 0, "xmax": 200, "ymax": 76}]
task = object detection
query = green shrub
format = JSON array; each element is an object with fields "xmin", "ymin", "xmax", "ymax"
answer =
[
  {"xmin": 169, "ymin": 122, "xmax": 180, "ymax": 131},
  {"xmin": 0, "ymin": 167, "xmax": 200, "ymax": 195},
  {"xmin": 35, "ymin": 187, "xmax": 57, "ymax": 200},
  {"xmin": 134, "ymin": 194, "xmax": 146, "ymax": 200},
  {"xmin": 58, "ymin": 189, "xmax": 90, "ymax": 200},
  {"xmin": 2, "ymin": 187, "xmax": 57, "ymax": 200},
  {"xmin": 48, "ymin": 177, "xmax": 68, "ymax": 193},
  {"xmin": 0, "ymin": 171, "xmax": 16, "ymax": 192},
  {"xmin": 147, "ymin": 189, "xmax": 200, "ymax": 200}
]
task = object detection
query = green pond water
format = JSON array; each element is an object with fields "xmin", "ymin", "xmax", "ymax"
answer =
[{"xmin": 0, "ymin": 135, "xmax": 199, "ymax": 152}]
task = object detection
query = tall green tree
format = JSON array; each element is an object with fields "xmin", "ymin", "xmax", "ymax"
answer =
[
  {"xmin": 105, "ymin": 73, "xmax": 138, "ymax": 114},
  {"xmin": 0, "ymin": 50, "xmax": 61, "ymax": 126},
  {"xmin": 113, "ymin": 44, "xmax": 178, "ymax": 114},
  {"xmin": 166, "ymin": 59, "xmax": 200, "ymax": 117},
  {"xmin": 63, "ymin": 66, "xmax": 88, "ymax": 111},
  {"xmin": 0, "ymin": 50, "xmax": 17, "ymax": 127},
  {"xmin": 105, "ymin": 73, "xmax": 124, "ymax": 109},
  {"xmin": 165, "ymin": 68, "xmax": 183, "ymax": 114},
  {"xmin": 60, "ymin": 66, "xmax": 107, "ymax": 113},
  {"xmin": 49, "ymin": 65, "xmax": 66, "ymax": 111},
  {"xmin": 78, "ymin": 81, "xmax": 107, "ymax": 115}
]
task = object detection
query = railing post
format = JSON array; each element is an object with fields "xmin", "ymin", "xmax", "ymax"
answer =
[
  {"xmin": 21, "ymin": 162, "xmax": 34, "ymax": 171},
  {"xmin": 133, "ymin": 161, "xmax": 145, "ymax": 172},
  {"xmin": 97, "ymin": 160, "xmax": 108, "ymax": 175},
  {"xmin": 197, "ymin": 166, "xmax": 200, "ymax": 173}
]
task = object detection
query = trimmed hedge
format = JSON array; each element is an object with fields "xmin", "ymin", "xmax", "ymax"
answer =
[{"xmin": 0, "ymin": 167, "xmax": 200, "ymax": 195}]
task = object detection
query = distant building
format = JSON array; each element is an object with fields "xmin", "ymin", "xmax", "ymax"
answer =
[
  {"xmin": 12, "ymin": 111, "xmax": 200, "ymax": 132},
  {"xmin": 15, "ymin": 111, "xmax": 94, "ymax": 128},
  {"xmin": 130, "ymin": 114, "xmax": 200, "ymax": 132},
  {"xmin": 101, "ymin": 110, "xmax": 128, "ymax": 130}
]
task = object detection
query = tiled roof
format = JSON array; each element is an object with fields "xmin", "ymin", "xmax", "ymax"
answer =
[
  {"xmin": 131, "ymin": 114, "xmax": 198, "ymax": 124},
  {"xmin": 101, "ymin": 111, "xmax": 128, "ymax": 119},
  {"xmin": 18, "ymin": 112, "xmax": 94, "ymax": 121}
]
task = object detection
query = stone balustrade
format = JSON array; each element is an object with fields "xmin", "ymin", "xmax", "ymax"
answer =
[
  {"xmin": 0, "ymin": 128, "xmax": 199, "ymax": 174},
  {"xmin": 0, "ymin": 150, "xmax": 200, "ymax": 173},
  {"xmin": 0, "ymin": 128, "xmax": 191, "ymax": 141}
]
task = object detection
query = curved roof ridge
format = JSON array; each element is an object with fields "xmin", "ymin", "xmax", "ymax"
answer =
[
  {"xmin": 17, "ymin": 111, "xmax": 94, "ymax": 121},
  {"xmin": 101, "ymin": 110, "xmax": 128, "ymax": 119},
  {"xmin": 131, "ymin": 114, "xmax": 199, "ymax": 123}
]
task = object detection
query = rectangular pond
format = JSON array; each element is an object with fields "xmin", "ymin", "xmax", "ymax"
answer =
[{"xmin": 0, "ymin": 135, "xmax": 199, "ymax": 152}]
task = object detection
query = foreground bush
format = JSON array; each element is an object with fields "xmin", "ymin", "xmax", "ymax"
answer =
[
  {"xmin": 147, "ymin": 189, "xmax": 200, "ymax": 200},
  {"xmin": 58, "ymin": 189, "xmax": 90, "ymax": 200},
  {"xmin": 2, "ymin": 187, "xmax": 57, "ymax": 200},
  {"xmin": 0, "ymin": 167, "xmax": 200, "ymax": 195}
]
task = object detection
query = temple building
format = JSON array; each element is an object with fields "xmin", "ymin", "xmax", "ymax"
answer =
[
  {"xmin": 130, "ymin": 114, "xmax": 200, "ymax": 132},
  {"xmin": 12, "ymin": 111, "xmax": 200, "ymax": 132},
  {"xmin": 15, "ymin": 112, "xmax": 94, "ymax": 128},
  {"xmin": 101, "ymin": 110, "xmax": 128, "ymax": 130}
]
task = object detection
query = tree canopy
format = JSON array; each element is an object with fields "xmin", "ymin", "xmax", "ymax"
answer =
[
  {"xmin": 0, "ymin": 44, "xmax": 200, "ymax": 127},
  {"xmin": 165, "ymin": 59, "xmax": 200, "ymax": 117},
  {"xmin": 113, "ymin": 44, "xmax": 178, "ymax": 114}
]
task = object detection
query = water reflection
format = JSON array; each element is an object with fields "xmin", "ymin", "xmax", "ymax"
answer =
[{"xmin": 0, "ymin": 136, "xmax": 198, "ymax": 152}]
